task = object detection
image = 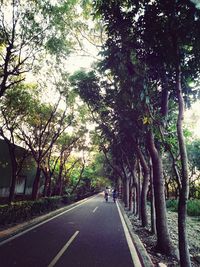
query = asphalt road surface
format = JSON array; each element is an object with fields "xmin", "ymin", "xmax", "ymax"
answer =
[{"xmin": 0, "ymin": 193, "xmax": 140, "ymax": 267}]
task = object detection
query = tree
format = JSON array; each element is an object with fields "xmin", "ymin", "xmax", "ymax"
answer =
[
  {"xmin": 19, "ymin": 95, "xmax": 73, "ymax": 200},
  {"xmin": 0, "ymin": 84, "xmax": 34, "ymax": 202},
  {"xmin": 91, "ymin": 0, "xmax": 174, "ymax": 253},
  {"xmin": 0, "ymin": 0, "xmax": 79, "ymax": 98},
  {"xmin": 93, "ymin": 1, "xmax": 200, "ymax": 263},
  {"xmin": 140, "ymin": 1, "xmax": 200, "ymax": 264},
  {"xmin": 41, "ymin": 133, "xmax": 80, "ymax": 197}
]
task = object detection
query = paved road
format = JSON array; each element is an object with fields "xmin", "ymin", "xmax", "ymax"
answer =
[{"xmin": 0, "ymin": 193, "xmax": 139, "ymax": 267}]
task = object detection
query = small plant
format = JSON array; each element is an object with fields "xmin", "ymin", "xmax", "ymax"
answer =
[
  {"xmin": 187, "ymin": 199, "xmax": 200, "ymax": 217},
  {"xmin": 166, "ymin": 199, "xmax": 178, "ymax": 212}
]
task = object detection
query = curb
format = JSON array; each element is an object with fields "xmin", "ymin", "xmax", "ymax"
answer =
[
  {"xmin": 0, "ymin": 195, "xmax": 95, "ymax": 244},
  {"xmin": 118, "ymin": 200, "xmax": 154, "ymax": 267}
]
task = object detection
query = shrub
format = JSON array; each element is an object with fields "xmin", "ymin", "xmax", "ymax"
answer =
[
  {"xmin": 62, "ymin": 194, "xmax": 76, "ymax": 204},
  {"xmin": 187, "ymin": 199, "xmax": 200, "ymax": 216},
  {"xmin": 166, "ymin": 199, "xmax": 178, "ymax": 212},
  {"xmin": 166, "ymin": 199, "xmax": 200, "ymax": 217},
  {"xmin": 0, "ymin": 193, "xmax": 96, "ymax": 226},
  {"xmin": 0, "ymin": 196, "xmax": 63, "ymax": 226}
]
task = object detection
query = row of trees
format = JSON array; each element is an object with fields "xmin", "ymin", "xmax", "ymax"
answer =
[
  {"xmin": 70, "ymin": 1, "xmax": 200, "ymax": 267},
  {"xmin": 0, "ymin": 0, "xmax": 109, "ymax": 204},
  {"xmin": 1, "ymin": 1, "xmax": 200, "ymax": 266}
]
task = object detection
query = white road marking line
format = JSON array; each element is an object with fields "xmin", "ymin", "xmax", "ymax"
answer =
[
  {"xmin": 92, "ymin": 206, "xmax": 98, "ymax": 213},
  {"xmin": 48, "ymin": 231, "xmax": 79, "ymax": 267},
  {"xmin": 116, "ymin": 201, "xmax": 142, "ymax": 267},
  {"xmin": 0, "ymin": 195, "xmax": 97, "ymax": 246}
]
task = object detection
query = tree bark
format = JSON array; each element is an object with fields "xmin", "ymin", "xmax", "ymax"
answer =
[
  {"xmin": 47, "ymin": 175, "xmax": 52, "ymax": 197},
  {"xmin": 42, "ymin": 167, "xmax": 50, "ymax": 197},
  {"xmin": 135, "ymin": 145, "xmax": 149, "ymax": 227},
  {"xmin": 133, "ymin": 186, "xmax": 137, "ymax": 214},
  {"xmin": 147, "ymin": 129, "xmax": 174, "ymax": 255},
  {"xmin": 8, "ymin": 145, "xmax": 17, "ymax": 203},
  {"xmin": 70, "ymin": 162, "xmax": 85, "ymax": 195},
  {"xmin": 137, "ymin": 161, "xmax": 141, "ymax": 219},
  {"xmin": 32, "ymin": 165, "xmax": 41, "ymax": 200},
  {"xmin": 129, "ymin": 177, "xmax": 134, "ymax": 212},
  {"xmin": 123, "ymin": 177, "xmax": 130, "ymax": 208},
  {"xmin": 176, "ymin": 64, "xmax": 191, "ymax": 267},
  {"xmin": 150, "ymin": 162, "xmax": 156, "ymax": 234},
  {"xmin": 56, "ymin": 164, "xmax": 64, "ymax": 196}
]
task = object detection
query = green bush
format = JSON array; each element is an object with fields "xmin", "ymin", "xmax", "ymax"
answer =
[
  {"xmin": 166, "ymin": 199, "xmax": 200, "ymax": 216},
  {"xmin": 0, "ymin": 193, "xmax": 96, "ymax": 226},
  {"xmin": 187, "ymin": 199, "xmax": 200, "ymax": 216},
  {"xmin": 62, "ymin": 194, "xmax": 76, "ymax": 204},
  {"xmin": 0, "ymin": 196, "xmax": 63, "ymax": 225},
  {"xmin": 166, "ymin": 199, "xmax": 178, "ymax": 212}
]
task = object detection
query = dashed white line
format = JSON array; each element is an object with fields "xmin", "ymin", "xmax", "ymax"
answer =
[
  {"xmin": 48, "ymin": 230, "xmax": 79, "ymax": 267},
  {"xmin": 92, "ymin": 206, "xmax": 98, "ymax": 213}
]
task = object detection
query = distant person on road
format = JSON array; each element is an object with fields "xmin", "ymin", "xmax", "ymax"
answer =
[
  {"xmin": 112, "ymin": 189, "xmax": 117, "ymax": 203},
  {"xmin": 104, "ymin": 187, "xmax": 109, "ymax": 202}
]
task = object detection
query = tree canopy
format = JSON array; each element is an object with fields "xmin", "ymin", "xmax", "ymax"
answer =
[{"xmin": 0, "ymin": 1, "xmax": 200, "ymax": 266}]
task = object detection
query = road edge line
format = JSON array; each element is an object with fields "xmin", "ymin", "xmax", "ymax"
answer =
[
  {"xmin": 117, "ymin": 201, "xmax": 154, "ymax": 267},
  {"xmin": 116, "ymin": 201, "xmax": 142, "ymax": 267},
  {"xmin": 0, "ymin": 195, "xmax": 97, "ymax": 246}
]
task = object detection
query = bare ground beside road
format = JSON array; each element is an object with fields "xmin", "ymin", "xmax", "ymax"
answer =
[{"xmin": 126, "ymin": 209, "xmax": 200, "ymax": 267}]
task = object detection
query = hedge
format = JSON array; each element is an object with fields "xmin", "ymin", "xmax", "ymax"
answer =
[
  {"xmin": 0, "ymin": 192, "xmax": 99, "ymax": 226},
  {"xmin": 0, "ymin": 196, "xmax": 63, "ymax": 225}
]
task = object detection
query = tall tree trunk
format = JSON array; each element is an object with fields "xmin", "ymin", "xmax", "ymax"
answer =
[
  {"xmin": 123, "ymin": 177, "xmax": 130, "ymax": 208},
  {"xmin": 136, "ymin": 145, "xmax": 149, "ymax": 227},
  {"xmin": 47, "ymin": 176, "xmax": 52, "ymax": 197},
  {"xmin": 132, "ymin": 162, "xmax": 138, "ymax": 215},
  {"xmin": 147, "ymin": 129, "xmax": 174, "ymax": 255},
  {"xmin": 150, "ymin": 162, "xmax": 156, "ymax": 234},
  {"xmin": 8, "ymin": 147, "xmax": 17, "ymax": 203},
  {"xmin": 129, "ymin": 177, "xmax": 134, "ymax": 212},
  {"xmin": 176, "ymin": 64, "xmax": 191, "ymax": 267},
  {"xmin": 133, "ymin": 186, "xmax": 137, "ymax": 214},
  {"xmin": 117, "ymin": 178, "xmax": 123, "ymax": 199},
  {"xmin": 56, "ymin": 164, "xmax": 63, "ymax": 196},
  {"xmin": 32, "ymin": 165, "xmax": 41, "ymax": 200},
  {"xmin": 141, "ymin": 174, "xmax": 149, "ymax": 227},
  {"xmin": 137, "ymin": 161, "xmax": 141, "ymax": 219},
  {"xmin": 42, "ymin": 167, "xmax": 50, "ymax": 197},
  {"xmin": 71, "ymin": 163, "xmax": 85, "ymax": 195}
]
